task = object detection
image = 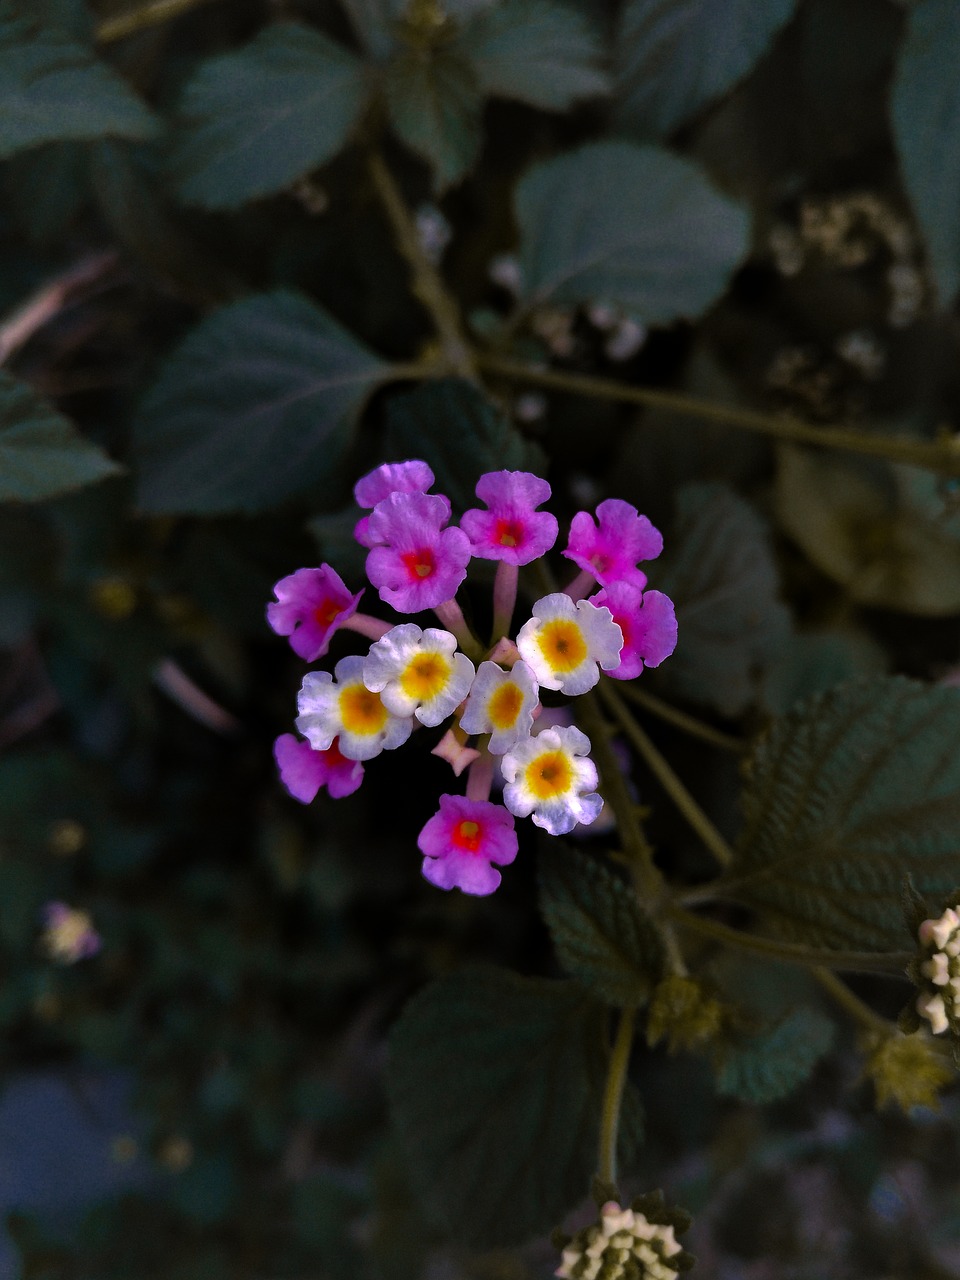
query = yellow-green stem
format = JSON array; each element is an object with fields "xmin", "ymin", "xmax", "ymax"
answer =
[
  {"xmin": 617, "ymin": 683, "xmax": 745, "ymax": 754},
  {"xmin": 97, "ymin": 0, "xmax": 218, "ymax": 41},
  {"xmin": 476, "ymin": 354, "xmax": 960, "ymax": 480},
  {"xmin": 599, "ymin": 682, "xmax": 734, "ymax": 869},
  {"xmin": 597, "ymin": 1006, "xmax": 635, "ymax": 1187}
]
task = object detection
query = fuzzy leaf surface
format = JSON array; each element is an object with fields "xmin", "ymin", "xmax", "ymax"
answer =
[
  {"xmin": 388, "ymin": 966, "xmax": 615, "ymax": 1247},
  {"xmin": 538, "ymin": 845, "xmax": 664, "ymax": 1006},
  {"xmin": 459, "ymin": 0, "xmax": 609, "ymax": 111},
  {"xmin": 384, "ymin": 378, "xmax": 544, "ymax": 511},
  {"xmin": 384, "ymin": 45, "xmax": 481, "ymax": 189},
  {"xmin": 892, "ymin": 0, "xmax": 960, "ymax": 304},
  {"xmin": 0, "ymin": 373, "xmax": 121, "ymax": 502},
  {"xmin": 731, "ymin": 677, "xmax": 960, "ymax": 949},
  {"xmin": 714, "ymin": 1007, "xmax": 834, "ymax": 1103},
  {"xmin": 616, "ymin": 0, "xmax": 796, "ymax": 139},
  {"xmin": 515, "ymin": 142, "xmax": 749, "ymax": 322},
  {"xmin": 171, "ymin": 23, "xmax": 369, "ymax": 209},
  {"xmin": 133, "ymin": 291, "xmax": 387, "ymax": 514},
  {"xmin": 0, "ymin": 8, "xmax": 157, "ymax": 158},
  {"xmin": 652, "ymin": 483, "xmax": 789, "ymax": 716}
]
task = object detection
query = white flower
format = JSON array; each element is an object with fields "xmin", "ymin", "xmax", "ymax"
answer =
[
  {"xmin": 916, "ymin": 905, "xmax": 960, "ymax": 1035},
  {"xmin": 500, "ymin": 725, "xmax": 601, "ymax": 835},
  {"xmin": 516, "ymin": 593, "xmax": 622, "ymax": 696},
  {"xmin": 296, "ymin": 655, "xmax": 413, "ymax": 761},
  {"xmin": 362, "ymin": 625, "xmax": 475, "ymax": 728},
  {"xmin": 459, "ymin": 659, "xmax": 539, "ymax": 753}
]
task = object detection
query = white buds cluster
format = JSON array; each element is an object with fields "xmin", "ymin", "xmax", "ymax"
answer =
[
  {"xmin": 555, "ymin": 1195, "xmax": 693, "ymax": 1280},
  {"xmin": 915, "ymin": 905, "xmax": 960, "ymax": 1035}
]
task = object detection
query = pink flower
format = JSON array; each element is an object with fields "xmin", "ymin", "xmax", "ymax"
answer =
[
  {"xmin": 365, "ymin": 492, "xmax": 471, "ymax": 613},
  {"xmin": 418, "ymin": 794, "xmax": 518, "ymax": 895},
  {"xmin": 589, "ymin": 584, "xmax": 677, "ymax": 680},
  {"xmin": 267, "ymin": 565, "xmax": 363, "ymax": 662},
  {"xmin": 354, "ymin": 460, "xmax": 448, "ymax": 548},
  {"xmin": 460, "ymin": 470, "xmax": 559, "ymax": 566},
  {"xmin": 563, "ymin": 498, "xmax": 663, "ymax": 589},
  {"xmin": 274, "ymin": 733, "xmax": 363, "ymax": 802},
  {"xmin": 40, "ymin": 902, "xmax": 101, "ymax": 963}
]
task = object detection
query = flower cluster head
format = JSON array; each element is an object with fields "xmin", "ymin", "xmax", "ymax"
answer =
[
  {"xmin": 40, "ymin": 902, "xmax": 101, "ymax": 964},
  {"xmin": 912, "ymin": 903, "xmax": 960, "ymax": 1037},
  {"xmin": 268, "ymin": 461, "xmax": 677, "ymax": 896},
  {"xmin": 555, "ymin": 1193, "xmax": 694, "ymax": 1280}
]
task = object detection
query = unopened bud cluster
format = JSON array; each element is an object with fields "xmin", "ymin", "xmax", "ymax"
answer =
[
  {"xmin": 555, "ymin": 1196, "xmax": 693, "ymax": 1280},
  {"xmin": 915, "ymin": 905, "xmax": 960, "ymax": 1036}
]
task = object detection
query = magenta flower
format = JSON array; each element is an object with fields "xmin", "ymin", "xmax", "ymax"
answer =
[
  {"xmin": 365, "ymin": 492, "xmax": 471, "ymax": 613},
  {"xmin": 589, "ymin": 584, "xmax": 678, "ymax": 680},
  {"xmin": 274, "ymin": 733, "xmax": 363, "ymax": 802},
  {"xmin": 460, "ymin": 470, "xmax": 559, "ymax": 566},
  {"xmin": 418, "ymin": 794, "xmax": 518, "ymax": 895},
  {"xmin": 354, "ymin": 460, "xmax": 448, "ymax": 548},
  {"xmin": 564, "ymin": 498, "xmax": 663, "ymax": 589},
  {"xmin": 267, "ymin": 565, "xmax": 363, "ymax": 662}
]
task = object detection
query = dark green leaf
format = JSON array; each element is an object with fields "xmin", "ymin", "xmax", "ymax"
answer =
[
  {"xmin": 388, "ymin": 966, "xmax": 611, "ymax": 1247},
  {"xmin": 384, "ymin": 45, "xmax": 482, "ymax": 189},
  {"xmin": 616, "ymin": 0, "xmax": 797, "ymax": 139},
  {"xmin": 170, "ymin": 23, "xmax": 370, "ymax": 210},
  {"xmin": 0, "ymin": 372, "xmax": 121, "ymax": 501},
  {"xmin": 891, "ymin": 0, "xmax": 960, "ymax": 305},
  {"xmin": 339, "ymin": 0, "xmax": 396, "ymax": 61},
  {"xmin": 0, "ymin": 7, "xmax": 157, "ymax": 159},
  {"xmin": 760, "ymin": 629, "xmax": 888, "ymax": 718},
  {"xmin": 652, "ymin": 483, "xmax": 789, "ymax": 717},
  {"xmin": 515, "ymin": 142, "xmax": 750, "ymax": 322},
  {"xmin": 776, "ymin": 446, "xmax": 960, "ymax": 616},
  {"xmin": 538, "ymin": 844, "xmax": 665, "ymax": 1006},
  {"xmin": 458, "ymin": 0, "xmax": 609, "ymax": 111},
  {"xmin": 384, "ymin": 377, "xmax": 545, "ymax": 510},
  {"xmin": 714, "ymin": 1007, "xmax": 834, "ymax": 1103},
  {"xmin": 133, "ymin": 291, "xmax": 388, "ymax": 514},
  {"xmin": 731, "ymin": 677, "xmax": 960, "ymax": 950}
]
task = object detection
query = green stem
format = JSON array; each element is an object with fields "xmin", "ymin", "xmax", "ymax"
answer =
[
  {"xmin": 368, "ymin": 152, "xmax": 473, "ymax": 377},
  {"xmin": 476, "ymin": 354, "xmax": 960, "ymax": 480},
  {"xmin": 96, "ymin": 0, "xmax": 218, "ymax": 41},
  {"xmin": 599, "ymin": 681, "xmax": 734, "ymax": 869},
  {"xmin": 669, "ymin": 905, "xmax": 913, "ymax": 975},
  {"xmin": 617, "ymin": 683, "xmax": 745, "ymax": 754},
  {"xmin": 814, "ymin": 968, "xmax": 895, "ymax": 1037},
  {"xmin": 597, "ymin": 1006, "xmax": 635, "ymax": 1187}
]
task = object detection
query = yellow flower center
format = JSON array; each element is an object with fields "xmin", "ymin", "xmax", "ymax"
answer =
[
  {"xmin": 339, "ymin": 684, "xmax": 388, "ymax": 735},
  {"xmin": 536, "ymin": 619, "xmax": 587, "ymax": 673},
  {"xmin": 524, "ymin": 749, "xmax": 573, "ymax": 800},
  {"xmin": 400, "ymin": 652, "xmax": 451, "ymax": 702},
  {"xmin": 488, "ymin": 680, "xmax": 524, "ymax": 730}
]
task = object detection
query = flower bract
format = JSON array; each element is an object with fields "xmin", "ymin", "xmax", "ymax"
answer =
[
  {"xmin": 363, "ymin": 625, "xmax": 475, "ymax": 727},
  {"xmin": 274, "ymin": 733, "xmax": 364, "ymax": 802},
  {"xmin": 460, "ymin": 469, "xmax": 559, "ymax": 566},
  {"xmin": 500, "ymin": 724, "xmax": 601, "ymax": 835},
  {"xmin": 267, "ymin": 565, "xmax": 363, "ymax": 662},
  {"xmin": 516, "ymin": 593, "xmax": 623, "ymax": 695},
  {"xmin": 564, "ymin": 497, "xmax": 663, "ymax": 589},
  {"xmin": 459, "ymin": 658, "xmax": 539, "ymax": 753},
  {"xmin": 417, "ymin": 794, "xmax": 518, "ymax": 895},
  {"xmin": 296, "ymin": 654, "xmax": 413, "ymax": 761}
]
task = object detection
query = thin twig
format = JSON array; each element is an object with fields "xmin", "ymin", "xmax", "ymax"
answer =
[
  {"xmin": 0, "ymin": 252, "xmax": 120, "ymax": 366},
  {"xmin": 367, "ymin": 151, "xmax": 473, "ymax": 377},
  {"xmin": 96, "ymin": 0, "xmax": 219, "ymax": 42},
  {"xmin": 599, "ymin": 681, "xmax": 734, "ymax": 869},
  {"xmin": 476, "ymin": 354, "xmax": 960, "ymax": 480},
  {"xmin": 617, "ymin": 682, "xmax": 745, "ymax": 753},
  {"xmin": 597, "ymin": 1006, "xmax": 635, "ymax": 1187},
  {"xmin": 153, "ymin": 659, "xmax": 240, "ymax": 735}
]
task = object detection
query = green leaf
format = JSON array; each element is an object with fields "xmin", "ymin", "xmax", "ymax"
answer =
[
  {"xmin": 170, "ymin": 23, "xmax": 369, "ymax": 210},
  {"xmin": 0, "ymin": 7, "xmax": 157, "ymax": 159},
  {"xmin": 458, "ymin": 0, "xmax": 609, "ymax": 111},
  {"xmin": 652, "ymin": 483, "xmax": 789, "ymax": 717},
  {"xmin": 384, "ymin": 377, "xmax": 545, "ymax": 510},
  {"xmin": 731, "ymin": 676, "xmax": 960, "ymax": 950},
  {"xmin": 133, "ymin": 291, "xmax": 388, "ymax": 515},
  {"xmin": 0, "ymin": 372, "xmax": 121, "ymax": 501},
  {"xmin": 388, "ymin": 966, "xmax": 612, "ymax": 1247},
  {"xmin": 384, "ymin": 45, "xmax": 482, "ymax": 189},
  {"xmin": 891, "ymin": 0, "xmax": 960, "ymax": 305},
  {"xmin": 776, "ymin": 446, "xmax": 960, "ymax": 616},
  {"xmin": 538, "ymin": 844, "xmax": 665, "ymax": 1006},
  {"xmin": 714, "ymin": 1007, "xmax": 834, "ymax": 1104},
  {"xmin": 515, "ymin": 142, "xmax": 750, "ymax": 323},
  {"xmin": 615, "ymin": 0, "xmax": 797, "ymax": 140},
  {"xmin": 760, "ymin": 628, "xmax": 888, "ymax": 718}
]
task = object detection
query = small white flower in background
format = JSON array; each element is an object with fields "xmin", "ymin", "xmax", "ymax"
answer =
[
  {"xmin": 414, "ymin": 203, "xmax": 451, "ymax": 264},
  {"xmin": 488, "ymin": 253, "xmax": 522, "ymax": 293},
  {"xmin": 41, "ymin": 902, "xmax": 101, "ymax": 964},
  {"xmin": 605, "ymin": 317, "xmax": 647, "ymax": 362},
  {"xmin": 514, "ymin": 392, "xmax": 547, "ymax": 423}
]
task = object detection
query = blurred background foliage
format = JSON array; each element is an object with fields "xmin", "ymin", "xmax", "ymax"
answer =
[{"xmin": 2, "ymin": 0, "xmax": 960, "ymax": 1275}]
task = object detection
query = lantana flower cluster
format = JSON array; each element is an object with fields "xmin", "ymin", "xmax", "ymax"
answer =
[
  {"xmin": 554, "ymin": 1195, "xmax": 694, "ymax": 1280},
  {"xmin": 269, "ymin": 461, "xmax": 677, "ymax": 896},
  {"xmin": 913, "ymin": 904, "xmax": 960, "ymax": 1036}
]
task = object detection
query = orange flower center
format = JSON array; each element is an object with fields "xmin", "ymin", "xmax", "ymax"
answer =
[
  {"xmin": 339, "ymin": 684, "xmax": 388, "ymax": 736},
  {"xmin": 524, "ymin": 749, "xmax": 573, "ymax": 801},
  {"xmin": 488, "ymin": 680, "xmax": 524, "ymax": 730},
  {"xmin": 536, "ymin": 619, "xmax": 587, "ymax": 673},
  {"xmin": 452, "ymin": 819, "xmax": 482, "ymax": 852}
]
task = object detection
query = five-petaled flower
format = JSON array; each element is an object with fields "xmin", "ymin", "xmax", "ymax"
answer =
[
  {"xmin": 460, "ymin": 470, "xmax": 559, "ymax": 565},
  {"xmin": 363, "ymin": 625, "xmax": 475, "ymax": 727},
  {"xmin": 365, "ymin": 492, "xmax": 471, "ymax": 613},
  {"xmin": 517, "ymin": 593, "xmax": 623, "ymax": 695},
  {"xmin": 296, "ymin": 654, "xmax": 413, "ymax": 760},
  {"xmin": 267, "ymin": 565, "xmax": 363, "ymax": 662},
  {"xmin": 500, "ymin": 725, "xmax": 602, "ymax": 835},
  {"xmin": 418, "ymin": 794, "xmax": 518, "ymax": 895},
  {"xmin": 589, "ymin": 583, "xmax": 678, "ymax": 680},
  {"xmin": 460, "ymin": 658, "xmax": 539, "ymax": 753},
  {"xmin": 353, "ymin": 459, "xmax": 446, "ymax": 548},
  {"xmin": 274, "ymin": 733, "xmax": 364, "ymax": 802},
  {"xmin": 564, "ymin": 497, "xmax": 663, "ymax": 590}
]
